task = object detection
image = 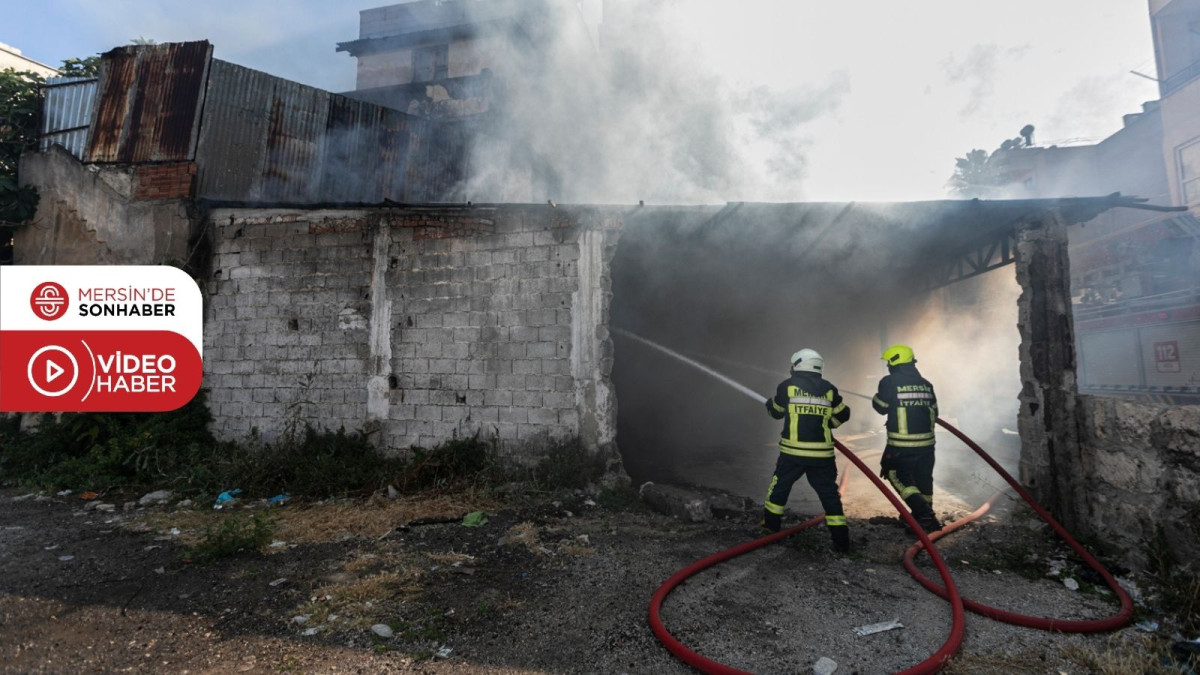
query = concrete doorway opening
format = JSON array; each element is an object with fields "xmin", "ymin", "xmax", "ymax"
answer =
[{"xmin": 609, "ymin": 202, "xmax": 1026, "ymax": 514}]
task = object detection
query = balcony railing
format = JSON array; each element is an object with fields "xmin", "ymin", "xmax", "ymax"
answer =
[{"xmin": 1162, "ymin": 57, "xmax": 1200, "ymax": 96}]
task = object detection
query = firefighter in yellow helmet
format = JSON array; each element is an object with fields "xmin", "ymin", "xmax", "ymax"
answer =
[
  {"xmin": 872, "ymin": 344, "xmax": 942, "ymax": 533},
  {"xmin": 763, "ymin": 348, "xmax": 851, "ymax": 552}
]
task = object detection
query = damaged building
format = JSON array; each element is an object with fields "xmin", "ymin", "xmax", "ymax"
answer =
[{"xmin": 10, "ymin": 5, "xmax": 1200, "ymax": 571}]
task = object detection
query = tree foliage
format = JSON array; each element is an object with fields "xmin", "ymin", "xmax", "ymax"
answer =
[
  {"xmin": 58, "ymin": 56, "xmax": 100, "ymax": 78},
  {"xmin": 947, "ymin": 128, "xmax": 1035, "ymax": 199},
  {"xmin": 0, "ymin": 68, "xmax": 43, "ymax": 225}
]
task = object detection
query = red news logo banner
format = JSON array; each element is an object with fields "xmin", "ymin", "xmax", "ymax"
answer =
[{"xmin": 0, "ymin": 266, "xmax": 203, "ymax": 413}]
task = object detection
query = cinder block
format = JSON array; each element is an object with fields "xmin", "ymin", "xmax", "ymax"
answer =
[
  {"xmin": 468, "ymin": 374, "xmax": 496, "ymax": 389},
  {"xmin": 543, "ymin": 391, "xmax": 575, "ymax": 409},
  {"xmin": 513, "ymin": 390, "xmax": 543, "ymax": 407},
  {"xmin": 483, "ymin": 390, "xmax": 512, "ymax": 406},
  {"xmin": 526, "ymin": 342, "xmax": 557, "ymax": 358},
  {"xmin": 513, "ymin": 359, "xmax": 541, "ymax": 375},
  {"xmin": 499, "ymin": 407, "xmax": 528, "ymax": 423},
  {"xmin": 497, "ymin": 374, "xmax": 525, "ymax": 390},
  {"xmin": 528, "ymin": 408, "xmax": 558, "ymax": 425}
]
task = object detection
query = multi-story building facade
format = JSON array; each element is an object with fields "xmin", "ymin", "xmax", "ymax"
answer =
[
  {"xmin": 0, "ymin": 41, "xmax": 58, "ymax": 78},
  {"xmin": 984, "ymin": 1, "xmax": 1200, "ymax": 404}
]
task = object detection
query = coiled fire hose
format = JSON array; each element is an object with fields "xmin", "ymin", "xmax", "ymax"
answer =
[
  {"xmin": 900, "ymin": 417, "xmax": 1134, "ymax": 632},
  {"xmin": 632, "ymin": 338, "xmax": 1133, "ymax": 673},
  {"xmin": 647, "ymin": 439, "xmax": 965, "ymax": 674}
]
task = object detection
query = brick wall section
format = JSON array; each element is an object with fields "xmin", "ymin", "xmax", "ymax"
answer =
[
  {"xmin": 133, "ymin": 162, "xmax": 196, "ymax": 201},
  {"xmin": 202, "ymin": 205, "xmax": 621, "ymax": 458}
]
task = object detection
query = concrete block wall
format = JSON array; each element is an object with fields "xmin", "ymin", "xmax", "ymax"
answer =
[
  {"xmin": 1077, "ymin": 395, "xmax": 1200, "ymax": 567},
  {"xmin": 202, "ymin": 204, "xmax": 620, "ymax": 460}
]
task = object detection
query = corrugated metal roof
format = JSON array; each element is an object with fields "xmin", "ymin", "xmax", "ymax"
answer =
[
  {"xmin": 39, "ymin": 76, "xmax": 97, "ymax": 159},
  {"xmin": 84, "ymin": 41, "xmax": 212, "ymax": 163},
  {"xmin": 195, "ymin": 59, "xmax": 451, "ymax": 204}
]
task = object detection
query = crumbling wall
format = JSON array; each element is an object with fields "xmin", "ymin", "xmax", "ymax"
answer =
[
  {"xmin": 15, "ymin": 146, "xmax": 194, "ymax": 265},
  {"xmin": 1014, "ymin": 208, "xmax": 1200, "ymax": 569},
  {"xmin": 1014, "ymin": 210, "xmax": 1087, "ymax": 528},
  {"xmin": 202, "ymin": 204, "xmax": 620, "ymax": 461},
  {"xmin": 1077, "ymin": 396, "xmax": 1200, "ymax": 567}
]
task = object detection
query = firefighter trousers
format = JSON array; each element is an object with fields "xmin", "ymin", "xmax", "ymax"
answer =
[
  {"xmin": 762, "ymin": 453, "xmax": 847, "ymax": 546},
  {"xmin": 880, "ymin": 445, "xmax": 937, "ymax": 524}
]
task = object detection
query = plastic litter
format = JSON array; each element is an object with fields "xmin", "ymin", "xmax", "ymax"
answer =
[
  {"xmin": 852, "ymin": 618, "xmax": 904, "ymax": 637},
  {"xmin": 462, "ymin": 511, "xmax": 488, "ymax": 527},
  {"xmin": 1063, "ymin": 578, "xmax": 1080, "ymax": 591},
  {"xmin": 371, "ymin": 624, "xmax": 394, "ymax": 638},
  {"xmin": 1135, "ymin": 620, "xmax": 1159, "ymax": 632},
  {"xmin": 58, "ymin": 555, "xmax": 74, "ymax": 562},
  {"xmin": 268, "ymin": 577, "xmax": 288, "ymax": 587},
  {"xmin": 301, "ymin": 627, "xmax": 321, "ymax": 636},
  {"xmin": 214, "ymin": 489, "xmax": 243, "ymax": 509},
  {"xmin": 435, "ymin": 646, "xmax": 453, "ymax": 659},
  {"xmin": 79, "ymin": 491, "xmax": 99, "ymax": 501},
  {"xmin": 56, "ymin": 489, "xmax": 73, "ymax": 497},
  {"xmin": 267, "ymin": 494, "xmax": 290, "ymax": 506}
]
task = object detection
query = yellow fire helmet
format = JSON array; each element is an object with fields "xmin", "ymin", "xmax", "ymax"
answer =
[{"xmin": 881, "ymin": 344, "xmax": 915, "ymax": 365}]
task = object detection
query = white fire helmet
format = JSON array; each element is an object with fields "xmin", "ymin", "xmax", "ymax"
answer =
[{"xmin": 790, "ymin": 348, "xmax": 824, "ymax": 373}]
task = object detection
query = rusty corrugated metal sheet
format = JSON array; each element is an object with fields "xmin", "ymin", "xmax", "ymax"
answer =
[
  {"xmin": 195, "ymin": 59, "xmax": 445, "ymax": 204},
  {"xmin": 85, "ymin": 41, "xmax": 211, "ymax": 163},
  {"xmin": 39, "ymin": 77, "xmax": 97, "ymax": 159}
]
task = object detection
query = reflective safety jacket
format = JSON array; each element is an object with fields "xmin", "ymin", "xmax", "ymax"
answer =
[
  {"xmin": 765, "ymin": 372, "xmax": 851, "ymax": 458},
  {"xmin": 872, "ymin": 363, "xmax": 938, "ymax": 448}
]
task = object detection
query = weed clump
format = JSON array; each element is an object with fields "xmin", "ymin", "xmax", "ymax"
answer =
[{"xmin": 187, "ymin": 511, "xmax": 275, "ymax": 563}]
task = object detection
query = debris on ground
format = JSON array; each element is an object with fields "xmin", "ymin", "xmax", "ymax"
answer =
[
  {"xmin": 1063, "ymin": 578, "xmax": 1080, "ymax": 591},
  {"xmin": 214, "ymin": 489, "xmax": 243, "ymax": 509},
  {"xmin": 267, "ymin": 494, "xmax": 290, "ymax": 506},
  {"xmin": 462, "ymin": 511, "xmax": 488, "ymax": 527},
  {"xmin": 370, "ymin": 624, "xmax": 394, "ymax": 638},
  {"xmin": 813, "ymin": 656, "xmax": 838, "ymax": 675},
  {"xmin": 139, "ymin": 490, "xmax": 174, "ymax": 506},
  {"xmin": 852, "ymin": 618, "xmax": 904, "ymax": 636}
]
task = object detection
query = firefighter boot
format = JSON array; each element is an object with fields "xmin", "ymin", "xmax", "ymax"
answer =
[
  {"xmin": 830, "ymin": 525, "xmax": 850, "ymax": 554},
  {"xmin": 904, "ymin": 495, "xmax": 942, "ymax": 534},
  {"xmin": 917, "ymin": 513, "xmax": 943, "ymax": 534},
  {"xmin": 760, "ymin": 510, "xmax": 782, "ymax": 534}
]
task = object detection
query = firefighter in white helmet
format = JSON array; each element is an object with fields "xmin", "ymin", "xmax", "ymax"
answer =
[
  {"xmin": 763, "ymin": 348, "xmax": 851, "ymax": 552},
  {"xmin": 873, "ymin": 344, "xmax": 942, "ymax": 533}
]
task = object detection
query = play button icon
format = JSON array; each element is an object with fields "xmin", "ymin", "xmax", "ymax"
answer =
[{"xmin": 27, "ymin": 345, "xmax": 80, "ymax": 398}]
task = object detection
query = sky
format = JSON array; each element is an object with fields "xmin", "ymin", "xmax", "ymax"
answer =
[{"xmin": 2, "ymin": 0, "xmax": 1161, "ymax": 202}]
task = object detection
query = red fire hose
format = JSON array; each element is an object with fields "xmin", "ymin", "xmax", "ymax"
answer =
[
  {"xmin": 648, "ymin": 421, "xmax": 1133, "ymax": 673},
  {"xmin": 901, "ymin": 418, "xmax": 1134, "ymax": 632},
  {"xmin": 648, "ymin": 440, "xmax": 966, "ymax": 675}
]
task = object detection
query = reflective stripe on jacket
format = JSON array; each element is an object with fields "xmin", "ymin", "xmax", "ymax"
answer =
[
  {"xmin": 872, "ymin": 363, "xmax": 937, "ymax": 448},
  {"xmin": 766, "ymin": 372, "xmax": 850, "ymax": 458}
]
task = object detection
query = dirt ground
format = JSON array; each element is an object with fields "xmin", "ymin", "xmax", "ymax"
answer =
[{"xmin": 0, "ymin": 483, "xmax": 1170, "ymax": 674}]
